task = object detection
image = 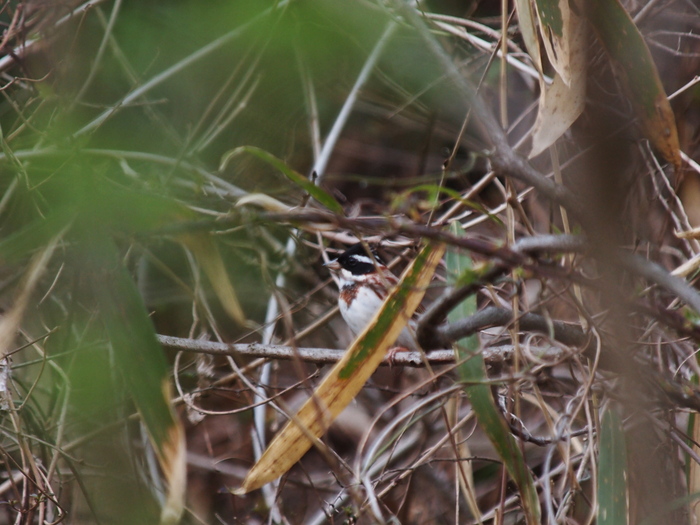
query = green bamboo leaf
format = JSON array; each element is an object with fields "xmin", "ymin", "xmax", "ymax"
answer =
[
  {"xmin": 85, "ymin": 234, "xmax": 185, "ymax": 523},
  {"xmin": 446, "ymin": 222, "xmax": 479, "ymax": 352},
  {"xmin": 445, "ymin": 222, "xmax": 482, "ymax": 522},
  {"xmin": 219, "ymin": 145, "xmax": 344, "ymax": 214},
  {"xmin": 534, "ymin": 0, "xmax": 563, "ymax": 37},
  {"xmin": 0, "ymin": 210, "xmax": 73, "ymax": 263},
  {"xmin": 454, "ymin": 354, "xmax": 542, "ymax": 524},
  {"xmin": 586, "ymin": 0, "xmax": 680, "ymax": 170},
  {"xmin": 597, "ymin": 408, "xmax": 628, "ymax": 525},
  {"xmin": 448, "ymin": 222, "xmax": 541, "ymax": 525}
]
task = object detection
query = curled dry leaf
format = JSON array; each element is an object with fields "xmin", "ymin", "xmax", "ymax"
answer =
[
  {"xmin": 529, "ymin": 4, "xmax": 587, "ymax": 158},
  {"xmin": 535, "ymin": 0, "xmax": 574, "ymax": 86},
  {"xmin": 515, "ymin": 0, "xmax": 542, "ymax": 74},
  {"xmin": 236, "ymin": 193, "xmax": 293, "ymax": 213}
]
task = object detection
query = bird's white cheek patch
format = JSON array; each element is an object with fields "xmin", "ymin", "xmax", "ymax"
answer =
[{"xmin": 351, "ymin": 254, "xmax": 374, "ymax": 265}]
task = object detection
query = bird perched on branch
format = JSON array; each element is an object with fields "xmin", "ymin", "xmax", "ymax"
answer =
[{"xmin": 325, "ymin": 243, "xmax": 419, "ymax": 350}]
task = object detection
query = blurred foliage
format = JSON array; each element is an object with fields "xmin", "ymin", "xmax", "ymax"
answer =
[{"xmin": 0, "ymin": 0, "xmax": 697, "ymax": 523}]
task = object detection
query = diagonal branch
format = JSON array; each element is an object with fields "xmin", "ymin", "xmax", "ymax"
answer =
[{"xmin": 436, "ymin": 306, "xmax": 588, "ymax": 350}]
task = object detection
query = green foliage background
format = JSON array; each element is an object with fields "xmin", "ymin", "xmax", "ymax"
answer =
[{"xmin": 0, "ymin": 0, "xmax": 698, "ymax": 523}]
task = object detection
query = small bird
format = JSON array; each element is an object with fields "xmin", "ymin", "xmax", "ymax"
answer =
[{"xmin": 325, "ymin": 243, "xmax": 418, "ymax": 350}]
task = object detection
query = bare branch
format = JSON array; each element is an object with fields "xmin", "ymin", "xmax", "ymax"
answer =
[{"xmin": 156, "ymin": 334, "xmax": 569, "ymax": 367}]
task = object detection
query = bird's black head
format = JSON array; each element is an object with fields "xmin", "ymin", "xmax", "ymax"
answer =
[{"xmin": 335, "ymin": 244, "xmax": 381, "ymax": 276}]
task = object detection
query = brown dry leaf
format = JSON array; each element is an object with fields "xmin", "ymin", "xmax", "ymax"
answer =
[
  {"xmin": 234, "ymin": 243, "xmax": 445, "ymax": 494},
  {"xmin": 534, "ymin": 0, "xmax": 574, "ymax": 86},
  {"xmin": 515, "ymin": 0, "xmax": 542, "ymax": 74},
  {"xmin": 529, "ymin": 4, "xmax": 587, "ymax": 158},
  {"xmin": 159, "ymin": 381, "xmax": 187, "ymax": 525}
]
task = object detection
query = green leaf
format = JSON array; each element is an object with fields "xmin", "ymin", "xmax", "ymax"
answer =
[
  {"xmin": 0, "ymin": 209, "xmax": 74, "ymax": 263},
  {"xmin": 597, "ymin": 408, "xmax": 628, "ymax": 525},
  {"xmin": 454, "ymin": 345, "xmax": 541, "ymax": 525},
  {"xmin": 446, "ymin": 222, "xmax": 479, "ymax": 353},
  {"xmin": 535, "ymin": 0, "xmax": 563, "ymax": 37},
  {"xmin": 586, "ymin": 0, "xmax": 680, "ymax": 170},
  {"xmin": 84, "ymin": 234, "xmax": 185, "ymax": 522},
  {"xmin": 448, "ymin": 222, "xmax": 541, "ymax": 525},
  {"xmin": 219, "ymin": 146, "xmax": 344, "ymax": 214},
  {"xmin": 515, "ymin": 0, "xmax": 542, "ymax": 73}
]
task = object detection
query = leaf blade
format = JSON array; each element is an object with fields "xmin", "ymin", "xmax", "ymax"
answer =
[
  {"xmin": 529, "ymin": 4, "xmax": 587, "ymax": 158},
  {"xmin": 87, "ymin": 236, "xmax": 186, "ymax": 523},
  {"xmin": 534, "ymin": 0, "xmax": 573, "ymax": 85},
  {"xmin": 597, "ymin": 408, "xmax": 628, "ymax": 525},
  {"xmin": 179, "ymin": 233, "xmax": 248, "ymax": 327},
  {"xmin": 515, "ymin": 0, "xmax": 542, "ymax": 74},
  {"xmin": 586, "ymin": 0, "xmax": 680, "ymax": 170},
  {"xmin": 447, "ymin": 224, "xmax": 541, "ymax": 525},
  {"xmin": 220, "ymin": 146, "xmax": 344, "ymax": 214}
]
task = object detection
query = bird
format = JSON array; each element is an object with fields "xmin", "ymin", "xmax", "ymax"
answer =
[{"xmin": 325, "ymin": 243, "xmax": 419, "ymax": 350}]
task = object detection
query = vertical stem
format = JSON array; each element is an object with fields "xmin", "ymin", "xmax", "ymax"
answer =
[{"xmin": 499, "ymin": 0, "xmax": 509, "ymax": 129}]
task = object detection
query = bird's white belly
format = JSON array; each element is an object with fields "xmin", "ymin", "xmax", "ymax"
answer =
[
  {"xmin": 339, "ymin": 284, "xmax": 417, "ymax": 349},
  {"xmin": 339, "ymin": 284, "xmax": 385, "ymax": 336}
]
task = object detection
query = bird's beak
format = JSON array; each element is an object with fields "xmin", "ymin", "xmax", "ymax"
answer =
[{"xmin": 324, "ymin": 259, "xmax": 341, "ymax": 271}]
